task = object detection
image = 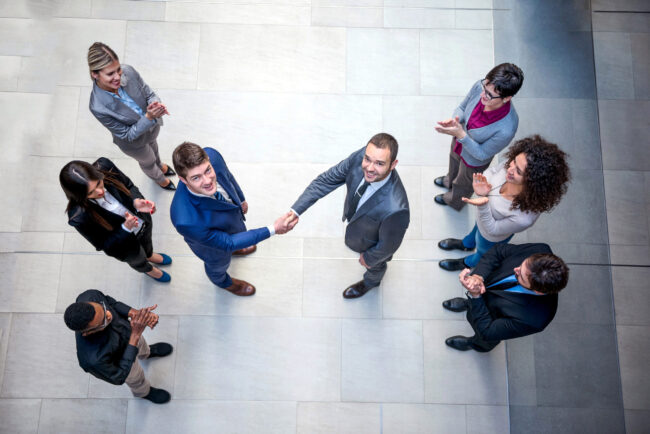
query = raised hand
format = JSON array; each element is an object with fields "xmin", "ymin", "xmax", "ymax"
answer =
[
  {"xmin": 435, "ymin": 116, "xmax": 465, "ymax": 139},
  {"xmin": 134, "ymin": 198, "xmax": 156, "ymax": 214},
  {"xmin": 123, "ymin": 211, "xmax": 139, "ymax": 230},
  {"xmin": 462, "ymin": 196, "xmax": 489, "ymax": 206},
  {"xmin": 145, "ymin": 102, "xmax": 166, "ymax": 120},
  {"xmin": 471, "ymin": 173, "xmax": 492, "ymax": 197}
]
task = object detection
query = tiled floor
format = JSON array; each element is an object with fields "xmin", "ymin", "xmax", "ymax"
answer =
[{"xmin": 0, "ymin": 0, "xmax": 647, "ymax": 433}]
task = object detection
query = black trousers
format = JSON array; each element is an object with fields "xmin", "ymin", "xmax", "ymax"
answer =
[
  {"xmin": 466, "ymin": 309, "xmax": 500, "ymax": 352},
  {"xmin": 121, "ymin": 221, "xmax": 154, "ymax": 273}
]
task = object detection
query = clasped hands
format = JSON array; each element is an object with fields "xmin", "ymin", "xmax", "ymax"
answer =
[
  {"xmin": 145, "ymin": 101, "xmax": 169, "ymax": 120},
  {"xmin": 128, "ymin": 304, "xmax": 159, "ymax": 331},
  {"xmin": 462, "ymin": 173, "xmax": 491, "ymax": 206},
  {"xmin": 435, "ymin": 116, "xmax": 466, "ymax": 140},
  {"xmin": 459, "ymin": 269, "xmax": 485, "ymax": 297}
]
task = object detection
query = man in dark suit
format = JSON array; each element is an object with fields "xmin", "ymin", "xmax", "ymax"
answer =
[
  {"xmin": 443, "ymin": 243, "xmax": 569, "ymax": 352},
  {"xmin": 170, "ymin": 142, "xmax": 295, "ymax": 296},
  {"xmin": 289, "ymin": 133, "xmax": 410, "ymax": 299}
]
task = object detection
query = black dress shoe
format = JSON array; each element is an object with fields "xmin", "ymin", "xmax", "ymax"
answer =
[
  {"xmin": 342, "ymin": 280, "xmax": 373, "ymax": 299},
  {"xmin": 442, "ymin": 297, "xmax": 469, "ymax": 312},
  {"xmin": 434, "ymin": 176, "xmax": 448, "ymax": 188},
  {"xmin": 445, "ymin": 335, "xmax": 473, "ymax": 351},
  {"xmin": 434, "ymin": 194, "xmax": 447, "ymax": 206},
  {"xmin": 163, "ymin": 165, "xmax": 176, "ymax": 176},
  {"xmin": 439, "ymin": 258, "xmax": 467, "ymax": 271},
  {"xmin": 161, "ymin": 180, "xmax": 176, "ymax": 191},
  {"xmin": 142, "ymin": 387, "xmax": 171, "ymax": 404},
  {"xmin": 438, "ymin": 238, "xmax": 473, "ymax": 251},
  {"xmin": 148, "ymin": 342, "xmax": 173, "ymax": 358}
]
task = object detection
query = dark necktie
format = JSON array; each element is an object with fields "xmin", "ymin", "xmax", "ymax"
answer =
[
  {"xmin": 346, "ymin": 181, "xmax": 370, "ymax": 221},
  {"xmin": 487, "ymin": 276, "xmax": 519, "ymax": 292},
  {"xmin": 215, "ymin": 191, "xmax": 226, "ymax": 201}
]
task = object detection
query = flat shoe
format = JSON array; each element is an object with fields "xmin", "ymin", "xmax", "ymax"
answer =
[
  {"xmin": 161, "ymin": 180, "xmax": 176, "ymax": 191},
  {"xmin": 445, "ymin": 336, "xmax": 473, "ymax": 351},
  {"xmin": 434, "ymin": 176, "xmax": 448, "ymax": 188},
  {"xmin": 439, "ymin": 258, "xmax": 467, "ymax": 271},
  {"xmin": 152, "ymin": 253, "xmax": 172, "ymax": 266},
  {"xmin": 438, "ymin": 238, "xmax": 473, "ymax": 251},
  {"xmin": 148, "ymin": 270, "xmax": 171, "ymax": 283},
  {"xmin": 442, "ymin": 297, "xmax": 469, "ymax": 312},
  {"xmin": 434, "ymin": 194, "xmax": 447, "ymax": 206}
]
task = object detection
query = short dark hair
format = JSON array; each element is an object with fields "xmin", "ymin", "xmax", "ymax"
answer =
[
  {"xmin": 527, "ymin": 253, "xmax": 569, "ymax": 294},
  {"xmin": 64, "ymin": 302, "xmax": 96, "ymax": 331},
  {"xmin": 485, "ymin": 63, "xmax": 524, "ymax": 98},
  {"xmin": 368, "ymin": 133, "xmax": 398, "ymax": 163},
  {"xmin": 172, "ymin": 142, "xmax": 209, "ymax": 178}
]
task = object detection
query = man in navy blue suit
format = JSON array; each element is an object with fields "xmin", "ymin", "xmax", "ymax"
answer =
[{"xmin": 170, "ymin": 142, "xmax": 295, "ymax": 296}]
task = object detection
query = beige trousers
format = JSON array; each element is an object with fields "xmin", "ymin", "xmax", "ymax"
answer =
[
  {"xmin": 117, "ymin": 124, "xmax": 166, "ymax": 184},
  {"xmin": 124, "ymin": 336, "xmax": 151, "ymax": 397}
]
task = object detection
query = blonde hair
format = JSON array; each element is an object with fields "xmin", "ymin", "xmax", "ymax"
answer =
[{"xmin": 87, "ymin": 42, "xmax": 119, "ymax": 79}]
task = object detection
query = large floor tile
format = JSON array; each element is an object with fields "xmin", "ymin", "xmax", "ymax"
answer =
[
  {"xmin": 347, "ymin": 28, "xmax": 420, "ymax": 95},
  {"xmin": 423, "ymin": 320, "xmax": 507, "ymax": 405},
  {"xmin": 592, "ymin": 11, "xmax": 650, "ymax": 32},
  {"xmin": 382, "ymin": 403, "xmax": 466, "ymax": 434},
  {"xmin": 604, "ymin": 170, "xmax": 649, "ymax": 245},
  {"xmin": 533, "ymin": 322, "xmax": 623, "ymax": 408},
  {"xmin": 174, "ymin": 316, "xmax": 341, "ymax": 400},
  {"xmin": 341, "ymin": 319, "xmax": 424, "ymax": 402},
  {"xmin": 593, "ymin": 32, "xmax": 635, "ymax": 100},
  {"xmin": 0, "ymin": 314, "xmax": 11, "ymax": 391},
  {"xmin": 549, "ymin": 242, "xmax": 609, "ymax": 265},
  {"xmin": 420, "ymin": 29, "xmax": 493, "ymax": 96},
  {"xmin": 599, "ymin": 100, "xmax": 650, "ymax": 171},
  {"xmin": 33, "ymin": 86, "xmax": 79, "ymax": 157},
  {"xmin": 553, "ymin": 265, "xmax": 614, "ymax": 325},
  {"xmin": 466, "ymin": 405, "xmax": 509, "ymax": 434},
  {"xmin": 383, "ymin": 7, "xmax": 455, "ymax": 29},
  {"xmin": 617, "ymin": 325, "xmax": 650, "ymax": 410},
  {"xmin": 312, "ymin": 6, "xmax": 383, "ymax": 27},
  {"xmin": 0, "ymin": 398, "xmax": 41, "ymax": 434},
  {"xmin": 625, "ymin": 409, "xmax": 650, "ymax": 434},
  {"xmin": 631, "ymin": 32, "xmax": 650, "ymax": 99},
  {"xmin": 0, "ymin": 55, "xmax": 20, "ymax": 91},
  {"xmin": 91, "ymin": 0, "xmax": 165, "ymax": 21},
  {"xmin": 505, "ymin": 336, "xmax": 537, "ymax": 406},
  {"xmin": 509, "ymin": 405, "xmax": 625, "ymax": 434},
  {"xmin": 127, "ymin": 400, "xmax": 296, "ymax": 434},
  {"xmin": 610, "ymin": 244, "xmax": 650, "ymax": 266},
  {"xmin": 0, "ymin": 253, "xmax": 61, "ymax": 313},
  {"xmin": 198, "ymin": 24, "xmax": 345, "ymax": 93},
  {"xmin": 1, "ymin": 313, "xmax": 89, "ymax": 398},
  {"xmin": 38, "ymin": 399, "xmax": 128, "ymax": 434},
  {"xmin": 613, "ymin": 267, "xmax": 650, "ymax": 326},
  {"xmin": 0, "ymin": 92, "xmax": 50, "ymax": 163},
  {"xmin": 0, "ymin": 18, "xmax": 39, "ymax": 57},
  {"xmin": 297, "ymin": 402, "xmax": 380, "ymax": 434},
  {"xmin": 125, "ymin": 21, "xmax": 200, "ymax": 90},
  {"xmin": 592, "ymin": 0, "xmax": 650, "ymax": 12},
  {"xmin": 167, "ymin": 2, "xmax": 310, "ymax": 26}
]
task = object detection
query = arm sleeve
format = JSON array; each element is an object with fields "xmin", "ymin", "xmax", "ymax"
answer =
[
  {"xmin": 69, "ymin": 216, "xmax": 138, "ymax": 254},
  {"xmin": 471, "ymin": 243, "xmax": 516, "ymax": 278},
  {"xmin": 102, "ymin": 292, "xmax": 133, "ymax": 318},
  {"xmin": 452, "ymin": 81, "xmax": 480, "ymax": 122},
  {"xmin": 362, "ymin": 210, "xmax": 410, "ymax": 267},
  {"xmin": 178, "ymin": 224, "xmax": 271, "ymax": 253},
  {"xmin": 290, "ymin": 149, "xmax": 358, "ymax": 215},
  {"xmin": 91, "ymin": 345, "xmax": 139, "ymax": 385},
  {"xmin": 458, "ymin": 127, "xmax": 514, "ymax": 162},
  {"xmin": 95, "ymin": 157, "xmax": 144, "ymax": 200},
  {"xmin": 92, "ymin": 109, "xmax": 156, "ymax": 143},
  {"xmin": 467, "ymin": 296, "xmax": 538, "ymax": 341},
  {"xmin": 476, "ymin": 204, "xmax": 538, "ymax": 239}
]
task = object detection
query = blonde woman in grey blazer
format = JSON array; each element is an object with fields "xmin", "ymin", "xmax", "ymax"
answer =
[{"xmin": 87, "ymin": 42, "xmax": 176, "ymax": 190}]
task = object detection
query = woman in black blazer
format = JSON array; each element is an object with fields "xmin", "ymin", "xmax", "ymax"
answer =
[{"xmin": 60, "ymin": 158, "xmax": 172, "ymax": 282}]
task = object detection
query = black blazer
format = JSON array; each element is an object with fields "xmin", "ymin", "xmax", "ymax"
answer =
[
  {"xmin": 467, "ymin": 243, "xmax": 560, "ymax": 342},
  {"xmin": 67, "ymin": 158, "xmax": 152, "ymax": 261}
]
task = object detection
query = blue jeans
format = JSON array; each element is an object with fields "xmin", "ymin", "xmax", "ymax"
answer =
[{"xmin": 461, "ymin": 224, "xmax": 513, "ymax": 268}]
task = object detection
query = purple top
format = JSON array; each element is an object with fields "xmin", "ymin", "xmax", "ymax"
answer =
[{"xmin": 455, "ymin": 100, "xmax": 512, "ymax": 167}]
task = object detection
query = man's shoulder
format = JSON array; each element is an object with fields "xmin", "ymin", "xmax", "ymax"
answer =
[
  {"xmin": 510, "ymin": 242, "xmax": 552, "ymax": 256},
  {"xmin": 383, "ymin": 171, "xmax": 410, "ymax": 213},
  {"xmin": 170, "ymin": 184, "xmax": 198, "ymax": 225}
]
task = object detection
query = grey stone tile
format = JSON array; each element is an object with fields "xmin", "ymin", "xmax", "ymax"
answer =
[
  {"xmin": 533, "ymin": 322, "xmax": 623, "ymax": 408},
  {"xmin": 2, "ymin": 313, "xmax": 89, "ymax": 398},
  {"xmin": 399, "ymin": 165, "xmax": 424, "ymax": 240},
  {"xmin": 302, "ymin": 258, "xmax": 382, "ymax": 319},
  {"xmin": 0, "ymin": 163, "xmax": 24, "ymax": 233},
  {"xmin": 384, "ymin": 0, "xmax": 454, "ymax": 6},
  {"xmin": 423, "ymin": 320, "xmax": 507, "ymax": 405},
  {"xmin": 617, "ymin": 325, "xmax": 650, "ymax": 410},
  {"xmin": 455, "ymin": 9, "xmax": 493, "ymax": 30},
  {"xmin": 92, "ymin": 0, "xmax": 165, "ymax": 20},
  {"xmin": 38, "ymin": 399, "xmax": 128, "ymax": 434},
  {"xmin": 341, "ymin": 319, "xmax": 424, "ymax": 402},
  {"xmin": 73, "ymin": 87, "xmax": 126, "ymax": 160},
  {"xmin": 347, "ymin": 28, "xmax": 420, "ymax": 95},
  {"xmin": 125, "ymin": 21, "xmax": 200, "ymax": 90},
  {"xmin": 549, "ymin": 242, "xmax": 609, "ymax": 265},
  {"xmin": 0, "ymin": 93, "xmax": 50, "ymax": 163},
  {"xmin": 466, "ymin": 405, "xmax": 509, "ymax": 434},
  {"xmin": 0, "ymin": 232, "xmax": 64, "ymax": 254},
  {"xmin": 509, "ymin": 405, "xmax": 625, "ymax": 434},
  {"xmin": 505, "ymin": 336, "xmax": 537, "ymax": 406},
  {"xmin": 297, "ymin": 402, "xmax": 380, "ymax": 434},
  {"xmin": 0, "ymin": 18, "xmax": 39, "ymax": 56},
  {"xmin": 592, "ymin": 11, "xmax": 650, "ymax": 33},
  {"xmin": 0, "ymin": 253, "xmax": 61, "ymax": 313},
  {"xmin": 610, "ymin": 245, "xmax": 650, "ymax": 266},
  {"xmin": 382, "ymin": 260, "xmax": 466, "ymax": 320},
  {"xmin": 593, "ymin": 32, "xmax": 635, "ymax": 100},
  {"xmin": 383, "ymin": 7, "xmax": 455, "ymax": 29},
  {"xmin": 625, "ymin": 409, "xmax": 650, "ymax": 434},
  {"xmin": 0, "ymin": 55, "xmax": 20, "ymax": 91},
  {"xmin": 592, "ymin": 0, "xmax": 650, "ymax": 12},
  {"xmin": 312, "ymin": 6, "xmax": 383, "ymax": 27},
  {"xmin": 570, "ymin": 98, "xmax": 603, "ymax": 171},
  {"xmin": 315, "ymin": 0, "xmax": 382, "ymax": 5},
  {"xmin": 0, "ymin": 398, "xmax": 41, "ymax": 434},
  {"xmin": 127, "ymin": 400, "xmax": 296, "ymax": 434},
  {"xmin": 0, "ymin": 314, "xmax": 11, "ymax": 392},
  {"xmin": 599, "ymin": 100, "xmax": 650, "ymax": 171},
  {"xmin": 198, "ymin": 25, "xmax": 346, "ymax": 93},
  {"xmin": 382, "ymin": 403, "xmax": 466, "ymax": 434},
  {"xmin": 604, "ymin": 170, "xmax": 649, "ymax": 245},
  {"xmin": 553, "ymin": 265, "xmax": 614, "ymax": 325},
  {"xmin": 420, "ymin": 29, "xmax": 494, "ymax": 96},
  {"xmin": 88, "ymin": 316, "xmax": 178, "ymax": 398},
  {"xmin": 167, "ymin": 2, "xmax": 310, "ymax": 25},
  {"xmin": 631, "ymin": 32, "xmax": 650, "ymax": 99},
  {"xmin": 612, "ymin": 267, "xmax": 650, "ymax": 326},
  {"xmin": 174, "ymin": 316, "xmax": 341, "ymax": 400}
]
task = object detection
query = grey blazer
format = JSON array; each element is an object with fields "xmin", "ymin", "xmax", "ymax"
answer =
[
  {"xmin": 452, "ymin": 80, "xmax": 519, "ymax": 167},
  {"xmin": 292, "ymin": 147, "xmax": 410, "ymax": 267},
  {"xmin": 89, "ymin": 64, "xmax": 162, "ymax": 150}
]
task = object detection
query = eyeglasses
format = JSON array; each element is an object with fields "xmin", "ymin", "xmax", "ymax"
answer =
[
  {"xmin": 481, "ymin": 79, "xmax": 501, "ymax": 101},
  {"xmin": 81, "ymin": 301, "xmax": 109, "ymax": 334}
]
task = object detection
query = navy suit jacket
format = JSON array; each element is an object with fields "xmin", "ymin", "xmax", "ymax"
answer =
[{"xmin": 170, "ymin": 147, "xmax": 270, "ymax": 263}]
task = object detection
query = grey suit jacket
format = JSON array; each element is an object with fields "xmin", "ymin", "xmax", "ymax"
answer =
[
  {"xmin": 89, "ymin": 64, "xmax": 162, "ymax": 149},
  {"xmin": 291, "ymin": 147, "xmax": 410, "ymax": 267}
]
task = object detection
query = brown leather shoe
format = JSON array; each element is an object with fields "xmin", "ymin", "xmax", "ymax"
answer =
[
  {"xmin": 232, "ymin": 245, "xmax": 257, "ymax": 256},
  {"xmin": 224, "ymin": 278, "xmax": 256, "ymax": 296},
  {"xmin": 342, "ymin": 280, "xmax": 374, "ymax": 299}
]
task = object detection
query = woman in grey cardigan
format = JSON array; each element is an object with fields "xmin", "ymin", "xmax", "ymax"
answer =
[
  {"xmin": 438, "ymin": 136, "xmax": 570, "ymax": 271},
  {"xmin": 434, "ymin": 63, "xmax": 523, "ymax": 210},
  {"xmin": 87, "ymin": 42, "xmax": 176, "ymax": 191}
]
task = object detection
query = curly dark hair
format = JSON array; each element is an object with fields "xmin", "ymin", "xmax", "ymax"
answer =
[{"xmin": 503, "ymin": 135, "xmax": 571, "ymax": 214}]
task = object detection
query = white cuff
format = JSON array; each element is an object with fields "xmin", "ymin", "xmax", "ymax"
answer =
[
  {"xmin": 267, "ymin": 225, "xmax": 276, "ymax": 236},
  {"xmin": 290, "ymin": 208, "xmax": 300, "ymax": 218}
]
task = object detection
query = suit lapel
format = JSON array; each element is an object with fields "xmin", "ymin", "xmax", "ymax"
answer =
[
  {"xmin": 347, "ymin": 174, "xmax": 393, "ymax": 225},
  {"xmin": 92, "ymin": 82, "xmax": 142, "ymax": 123},
  {"xmin": 187, "ymin": 185, "xmax": 239, "ymax": 213},
  {"xmin": 121, "ymin": 70, "xmax": 147, "ymax": 110}
]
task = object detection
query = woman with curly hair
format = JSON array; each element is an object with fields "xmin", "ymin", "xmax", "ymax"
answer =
[{"xmin": 438, "ymin": 135, "xmax": 570, "ymax": 271}]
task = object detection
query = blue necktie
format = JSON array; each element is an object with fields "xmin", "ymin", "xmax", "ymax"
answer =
[{"xmin": 215, "ymin": 191, "xmax": 225, "ymax": 201}]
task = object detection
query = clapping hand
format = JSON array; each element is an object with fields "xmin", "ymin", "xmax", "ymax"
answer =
[
  {"xmin": 462, "ymin": 196, "xmax": 489, "ymax": 206},
  {"xmin": 472, "ymin": 173, "xmax": 492, "ymax": 196},
  {"xmin": 123, "ymin": 211, "xmax": 139, "ymax": 230},
  {"xmin": 145, "ymin": 102, "xmax": 169, "ymax": 120},
  {"xmin": 435, "ymin": 116, "xmax": 466, "ymax": 139},
  {"xmin": 459, "ymin": 268, "xmax": 485, "ymax": 296},
  {"xmin": 134, "ymin": 198, "xmax": 156, "ymax": 214}
]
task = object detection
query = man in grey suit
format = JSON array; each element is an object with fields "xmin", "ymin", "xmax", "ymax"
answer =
[{"xmin": 289, "ymin": 133, "xmax": 410, "ymax": 299}]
